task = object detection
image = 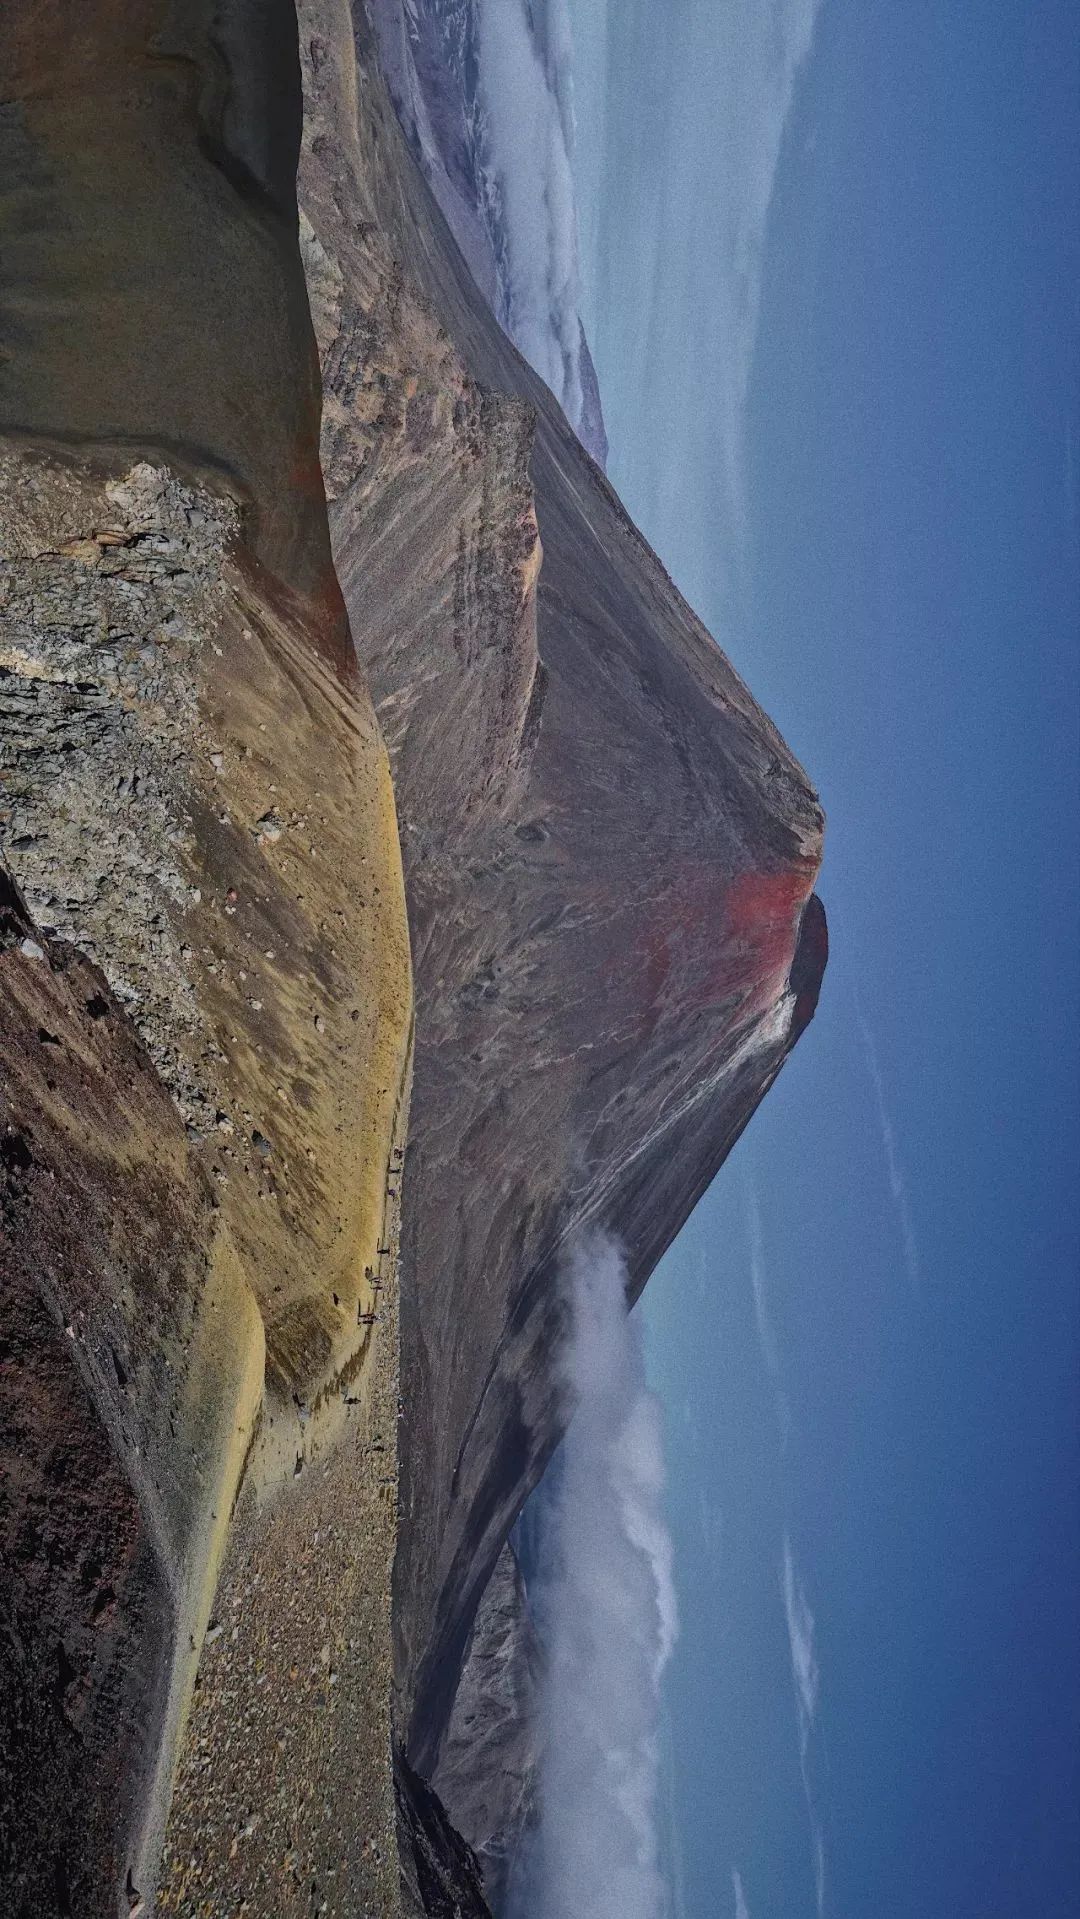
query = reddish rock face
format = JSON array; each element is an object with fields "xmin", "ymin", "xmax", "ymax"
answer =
[{"xmin": 297, "ymin": 1, "xmax": 827, "ymax": 1773}]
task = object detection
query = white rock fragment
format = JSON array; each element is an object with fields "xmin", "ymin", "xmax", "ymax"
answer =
[{"xmin": 252, "ymin": 809, "xmax": 283, "ymax": 845}]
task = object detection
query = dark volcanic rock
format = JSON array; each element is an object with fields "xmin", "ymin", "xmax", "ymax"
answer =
[
  {"xmin": 432, "ymin": 1543, "xmax": 543, "ymax": 1909},
  {"xmin": 576, "ymin": 323, "xmax": 611, "ymax": 472},
  {"xmin": 298, "ymin": 0, "xmax": 827, "ymax": 1779},
  {"xmin": 0, "ymin": 869, "xmax": 190, "ymax": 1914},
  {"xmin": 397, "ymin": 1749, "xmax": 494, "ymax": 1919}
]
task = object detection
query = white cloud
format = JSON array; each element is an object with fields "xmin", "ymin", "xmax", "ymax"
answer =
[
  {"xmin": 812, "ymin": 1825, "xmax": 827, "ymax": 1919},
  {"xmin": 476, "ymin": 0, "xmax": 586, "ymax": 425},
  {"xmin": 522, "ymin": 1233, "xmax": 677, "ymax": 1919},
  {"xmin": 732, "ymin": 1866, "xmax": 751, "ymax": 1919},
  {"xmin": 619, "ymin": 0, "xmax": 823, "ymax": 605}
]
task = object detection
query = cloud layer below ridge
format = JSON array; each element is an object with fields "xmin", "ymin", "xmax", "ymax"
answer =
[{"xmin": 517, "ymin": 1233, "xmax": 677, "ymax": 1919}]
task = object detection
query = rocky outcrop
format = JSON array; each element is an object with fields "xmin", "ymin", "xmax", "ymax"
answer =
[
  {"xmin": 576, "ymin": 325, "xmax": 611, "ymax": 473},
  {"xmin": 0, "ymin": 6, "xmax": 412, "ymax": 1913},
  {"xmin": 0, "ymin": 861, "xmax": 261, "ymax": 1915},
  {"xmin": 296, "ymin": 0, "xmax": 827, "ymax": 1785},
  {"xmin": 397, "ymin": 1751, "xmax": 493, "ymax": 1919},
  {"xmin": 432, "ymin": 1543, "xmax": 543, "ymax": 1909}
]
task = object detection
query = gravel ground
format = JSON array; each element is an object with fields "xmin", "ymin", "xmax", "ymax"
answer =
[{"xmin": 157, "ymin": 1222, "xmax": 404, "ymax": 1919}]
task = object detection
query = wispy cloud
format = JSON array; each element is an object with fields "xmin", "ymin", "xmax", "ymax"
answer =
[
  {"xmin": 619, "ymin": 0, "xmax": 823, "ymax": 612},
  {"xmin": 811, "ymin": 1826, "xmax": 827, "ymax": 1919},
  {"xmin": 782, "ymin": 1535, "xmax": 820, "ymax": 1757},
  {"xmin": 521, "ymin": 1233, "xmax": 677, "ymax": 1919},
  {"xmin": 741, "ymin": 1164, "xmax": 792, "ymax": 1446},
  {"xmin": 739, "ymin": 1174, "xmax": 829, "ymax": 1917},
  {"xmin": 708, "ymin": 0, "xmax": 823, "ymax": 532},
  {"xmin": 854, "ymin": 997, "xmax": 922, "ymax": 1295},
  {"xmin": 781, "ymin": 1536, "xmax": 828, "ymax": 1917},
  {"xmin": 660, "ymin": 1714, "xmax": 690, "ymax": 1919},
  {"xmin": 732, "ymin": 1867, "xmax": 751, "ymax": 1919}
]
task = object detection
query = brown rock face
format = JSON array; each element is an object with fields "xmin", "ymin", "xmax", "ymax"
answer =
[
  {"xmin": 396, "ymin": 1749, "xmax": 493, "ymax": 1919},
  {"xmin": 1, "ymin": 5, "xmax": 412, "ymax": 1913},
  {"xmin": 296, "ymin": 0, "xmax": 827, "ymax": 1773},
  {"xmin": 0, "ymin": 0, "xmax": 339, "ymax": 624}
]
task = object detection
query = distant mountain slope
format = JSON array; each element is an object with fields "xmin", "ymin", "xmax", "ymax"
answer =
[
  {"xmin": 432, "ymin": 1542, "xmax": 542, "ymax": 1910},
  {"xmin": 299, "ymin": 0, "xmax": 827, "ymax": 1801},
  {"xmin": 369, "ymin": 0, "xmax": 610, "ymax": 466}
]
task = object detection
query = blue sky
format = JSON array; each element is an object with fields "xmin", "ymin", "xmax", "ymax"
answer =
[{"xmin": 566, "ymin": 2, "xmax": 1080, "ymax": 1915}]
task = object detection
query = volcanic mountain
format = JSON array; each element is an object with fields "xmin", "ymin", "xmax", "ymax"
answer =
[{"xmin": 298, "ymin": 0, "xmax": 826, "ymax": 1835}]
